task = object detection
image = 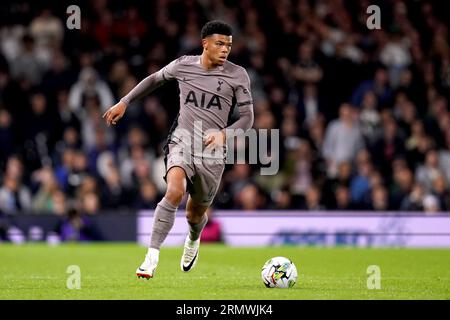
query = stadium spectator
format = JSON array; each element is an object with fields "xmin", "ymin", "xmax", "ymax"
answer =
[
  {"xmin": 0, "ymin": 174, "xmax": 32, "ymax": 214},
  {"xmin": 68, "ymin": 67, "xmax": 115, "ymax": 113},
  {"xmin": 29, "ymin": 8, "xmax": 64, "ymax": 49},
  {"xmin": 133, "ymin": 179, "xmax": 159, "ymax": 210},
  {"xmin": 235, "ymin": 182, "xmax": 267, "ymax": 211},
  {"xmin": 11, "ymin": 34, "xmax": 46, "ymax": 86},
  {"xmin": 323, "ymin": 103, "xmax": 365, "ymax": 177},
  {"xmin": 367, "ymin": 185, "xmax": 391, "ymax": 211},
  {"xmin": 351, "ymin": 66, "xmax": 392, "ymax": 108},
  {"xmin": 349, "ymin": 150, "xmax": 373, "ymax": 206},
  {"xmin": 58, "ymin": 207, "xmax": 102, "ymax": 242},
  {"xmin": 30, "ymin": 166, "xmax": 61, "ymax": 213},
  {"xmin": 400, "ymin": 182, "xmax": 426, "ymax": 211},
  {"xmin": 99, "ymin": 167, "xmax": 131, "ymax": 210},
  {"xmin": 334, "ymin": 184, "xmax": 358, "ymax": 211},
  {"xmin": 302, "ymin": 185, "xmax": 325, "ymax": 211},
  {"xmin": 415, "ymin": 149, "xmax": 446, "ymax": 191},
  {"xmin": 322, "ymin": 161, "xmax": 353, "ymax": 209}
]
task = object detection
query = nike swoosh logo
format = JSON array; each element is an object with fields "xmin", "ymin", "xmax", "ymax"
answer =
[
  {"xmin": 182, "ymin": 251, "xmax": 198, "ymax": 272},
  {"xmin": 138, "ymin": 268, "xmax": 145, "ymax": 271},
  {"xmin": 182, "ymin": 77, "xmax": 194, "ymax": 82}
]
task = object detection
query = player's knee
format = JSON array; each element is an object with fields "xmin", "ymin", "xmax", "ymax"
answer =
[{"xmin": 165, "ymin": 187, "xmax": 185, "ymax": 206}]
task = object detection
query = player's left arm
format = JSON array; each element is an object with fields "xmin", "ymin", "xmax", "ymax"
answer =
[
  {"xmin": 204, "ymin": 69, "xmax": 254, "ymax": 147},
  {"xmin": 103, "ymin": 58, "xmax": 181, "ymax": 126},
  {"xmin": 225, "ymin": 69, "xmax": 254, "ymax": 133}
]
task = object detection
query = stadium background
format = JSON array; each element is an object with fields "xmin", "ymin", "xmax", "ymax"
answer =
[
  {"xmin": 0, "ymin": 0, "xmax": 450, "ymax": 301},
  {"xmin": 0, "ymin": 0, "xmax": 449, "ymax": 244}
]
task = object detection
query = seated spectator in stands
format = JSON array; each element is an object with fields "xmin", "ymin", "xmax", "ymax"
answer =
[
  {"xmin": 41, "ymin": 53, "xmax": 75, "ymax": 99},
  {"xmin": 100, "ymin": 167, "xmax": 131, "ymax": 210},
  {"xmin": 322, "ymin": 161, "xmax": 353, "ymax": 208},
  {"xmin": 224, "ymin": 164, "xmax": 253, "ymax": 201},
  {"xmin": 29, "ymin": 8, "xmax": 64, "ymax": 49},
  {"xmin": 271, "ymin": 187, "xmax": 293, "ymax": 210},
  {"xmin": 390, "ymin": 163, "xmax": 414, "ymax": 209},
  {"xmin": 290, "ymin": 140, "xmax": 314, "ymax": 197},
  {"xmin": 359, "ymin": 91, "xmax": 381, "ymax": 146},
  {"xmin": 80, "ymin": 95, "xmax": 115, "ymax": 151},
  {"xmin": 301, "ymin": 185, "xmax": 325, "ymax": 211},
  {"xmin": 350, "ymin": 150, "xmax": 373, "ymax": 206},
  {"xmin": 371, "ymin": 115, "xmax": 406, "ymax": 177},
  {"xmin": 66, "ymin": 150, "xmax": 90, "ymax": 196},
  {"xmin": 54, "ymin": 148, "xmax": 75, "ymax": 193},
  {"xmin": 366, "ymin": 185, "xmax": 391, "ymax": 211},
  {"xmin": 51, "ymin": 190, "xmax": 67, "ymax": 216},
  {"xmin": 120, "ymin": 144, "xmax": 153, "ymax": 189},
  {"xmin": 400, "ymin": 183, "xmax": 426, "ymax": 211},
  {"xmin": 334, "ymin": 185, "xmax": 358, "ymax": 210},
  {"xmin": 200, "ymin": 207, "xmax": 223, "ymax": 243},
  {"xmin": 415, "ymin": 149, "xmax": 445, "ymax": 191},
  {"xmin": 76, "ymin": 176, "xmax": 98, "ymax": 205},
  {"xmin": 297, "ymin": 84, "xmax": 324, "ymax": 129},
  {"xmin": 53, "ymin": 127, "xmax": 82, "ymax": 166},
  {"xmin": 68, "ymin": 67, "xmax": 114, "ymax": 113},
  {"xmin": 87, "ymin": 127, "xmax": 115, "ymax": 175},
  {"xmin": 405, "ymin": 120, "xmax": 427, "ymax": 167},
  {"xmin": 11, "ymin": 34, "xmax": 47, "ymax": 86},
  {"xmin": 0, "ymin": 175, "xmax": 31, "ymax": 214},
  {"xmin": 351, "ymin": 66, "xmax": 392, "ymax": 107},
  {"xmin": 323, "ymin": 103, "xmax": 365, "ymax": 177},
  {"xmin": 422, "ymin": 194, "xmax": 441, "ymax": 215},
  {"xmin": 3, "ymin": 154, "xmax": 25, "ymax": 183},
  {"xmin": 58, "ymin": 207, "xmax": 102, "ymax": 242},
  {"xmin": 306, "ymin": 116, "xmax": 326, "ymax": 154},
  {"xmin": 292, "ymin": 41, "xmax": 323, "ymax": 86},
  {"xmin": 31, "ymin": 166, "xmax": 61, "ymax": 213},
  {"xmin": 133, "ymin": 179, "xmax": 158, "ymax": 210},
  {"xmin": 431, "ymin": 174, "xmax": 449, "ymax": 211},
  {"xmin": 80, "ymin": 192, "xmax": 100, "ymax": 215},
  {"xmin": 235, "ymin": 183, "xmax": 267, "ymax": 211}
]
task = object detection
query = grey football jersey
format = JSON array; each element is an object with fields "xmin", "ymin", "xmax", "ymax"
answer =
[{"xmin": 161, "ymin": 55, "xmax": 253, "ymax": 132}]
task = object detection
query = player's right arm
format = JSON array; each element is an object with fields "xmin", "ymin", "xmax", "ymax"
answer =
[{"xmin": 103, "ymin": 58, "xmax": 181, "ymax": 126}]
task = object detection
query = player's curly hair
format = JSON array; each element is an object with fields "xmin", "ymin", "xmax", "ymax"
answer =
[{"xmin": 201, "ymin": 20, "xmax": 233, "ymax": 39}]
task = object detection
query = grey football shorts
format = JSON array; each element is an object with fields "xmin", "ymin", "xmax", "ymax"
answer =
[{"xmin": 164, "ymin": 140, "xmax": 226, "ymax": 207}]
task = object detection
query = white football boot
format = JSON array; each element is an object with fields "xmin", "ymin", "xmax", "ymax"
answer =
[
  {"xmin": 180, "ymin": 236, "xmax": 200, "ymax": 272},
  {"xmin": 136, "ymin": 248, "xmax": 159, "ymax": 279}
]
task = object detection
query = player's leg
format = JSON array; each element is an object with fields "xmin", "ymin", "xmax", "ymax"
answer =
[
  {"xmin": 180, "ymin": 196, "xmax": 209, "ymax": 272},
  {"xmin": 137, "ymin": 167, "xmax": 187, "ymax": 279}
]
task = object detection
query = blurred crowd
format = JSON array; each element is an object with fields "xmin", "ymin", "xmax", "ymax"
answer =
[{"xmin": 0, "ymin": 0, "xmax": 449, "ymax": 217}]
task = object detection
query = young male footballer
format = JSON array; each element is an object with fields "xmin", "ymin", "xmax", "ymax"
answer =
[{"xmin": 103, "ymin": 20, "xmax": 254, "ymax": 279}]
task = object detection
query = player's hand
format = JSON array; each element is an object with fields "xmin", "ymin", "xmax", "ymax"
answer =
[
  {"xmin": 102, "ymin": 101, "xmax": 128, "ymax": 126},
  {"xmin": 204, "ymin": 130, "xmax": 226, "ymax": 149}
]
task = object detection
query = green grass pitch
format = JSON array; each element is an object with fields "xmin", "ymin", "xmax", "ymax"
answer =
[{"xmin": 0, "ymin": 243, "xmax": 449, "ymax": 300}]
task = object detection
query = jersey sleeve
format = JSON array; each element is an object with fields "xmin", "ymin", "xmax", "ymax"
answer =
[
  {"xmin": 161, "ymin": 56, "xmax": 185, "ymax": 81},
  {"xmin": 234, "ymin": 69, "xmax": 253, "ymax": 108},
  {"xmin": 225, "ymin": 68, "xmax": 254, "ymax": 132},
  {"xmin": 120, "ymin": 57, "xmax": 184, "ymax": 105}
]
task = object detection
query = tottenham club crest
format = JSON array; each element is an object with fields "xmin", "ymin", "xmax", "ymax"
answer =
[{"xmin": 217, "ymin": 80, "xmax": 223, "ymax": 91}]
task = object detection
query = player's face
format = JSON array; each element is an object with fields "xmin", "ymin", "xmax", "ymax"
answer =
[{"xmin": 203, "ymin": 34, "xmax": 232, "ymax": 65}]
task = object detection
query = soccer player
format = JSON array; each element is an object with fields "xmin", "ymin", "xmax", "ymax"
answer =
[{"xmin": 103, "ymin": 21, "xmax": 254, "ymax": 279}]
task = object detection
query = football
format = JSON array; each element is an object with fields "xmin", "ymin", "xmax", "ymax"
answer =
[{"xmin": 261, "ymin": 256, "xmax": 298, "ymax": 288}]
